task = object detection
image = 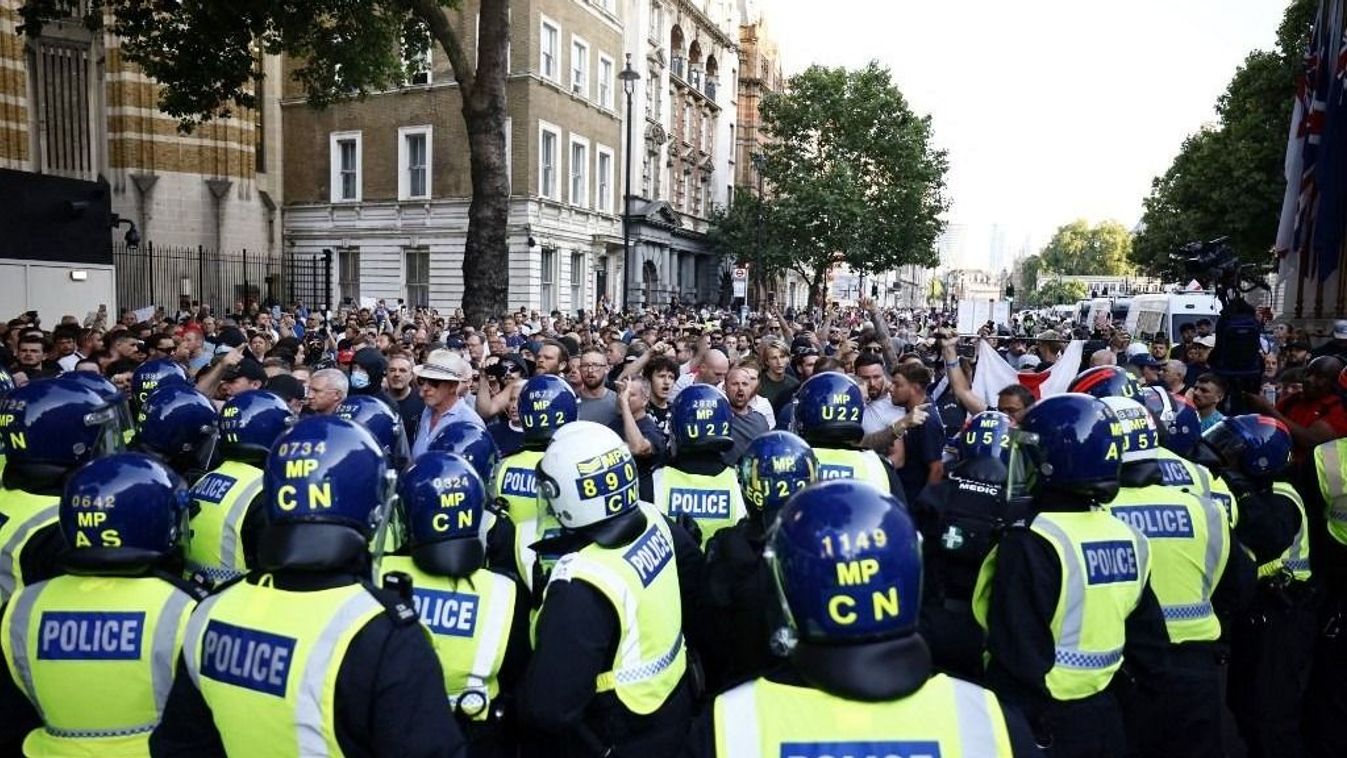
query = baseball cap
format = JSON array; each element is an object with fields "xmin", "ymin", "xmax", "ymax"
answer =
[
  {"xmin": 222, "ymin": 359, "xmax": 268, "ymax": 383},
  {"xmin": 444, "ymin": 337, "xmax": 466, "ymax": 350},
  {"xmin": 1128, "ymin": 353, "xmax": 1161, "ymax": 369},
  {"xmin": 1194, "ymin": 335, "xmax": 1216, "ymax": 348},
  {"xmin": 1334, "ymin": 320, "xmax": 1347, "ymax": 340}
]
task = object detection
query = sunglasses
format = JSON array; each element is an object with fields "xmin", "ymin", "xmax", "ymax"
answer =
[{"xmin": 417, "ymin": 377, "xmax": 446, "ymax": 388}]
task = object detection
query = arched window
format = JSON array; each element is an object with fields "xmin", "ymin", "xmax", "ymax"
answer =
[{"xmin": 670, "ymin": 25, "xmax": 686, "ymax": 78}]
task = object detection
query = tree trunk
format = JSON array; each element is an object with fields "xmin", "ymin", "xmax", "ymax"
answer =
[{"xmin": 413, "ymin": 0, "xmax": 510, "ymax": 327}]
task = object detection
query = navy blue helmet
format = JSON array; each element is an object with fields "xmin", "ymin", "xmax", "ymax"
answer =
[
  {"xmin": 518, "ymin": 374, "xmax": 578, "ymax": 446},
  {"xmin": 737, "ymin": 431, "xmax": 817, "ymax": 522},
  {"xmin": 0, "ymin": 366, "xmax": 13, "ymax": 397},
  {"xmin": 671, "ymin": 384, "xmax": 733, "ymax": 455},
  {"xmin": 1139, "ymin": 387, "xmax": 1201, "ymax": 458},
  {"xmin": 57, "ymin": 372, "xmax": 133, "ymax": 436},
  {"xmin": 134, "ymin": 385, "xmax": 218, "ymax": 465},
  {"xmin": 59, "ymin": 453, "xmax": 189, "ymax": 573},
  {"xmin": 335, "ymin": 395, "xmax": 410, "ymax": 467},
  {"xmin": 397, "ymin": 452, "xmax": 490, "ymax": 577},
  {"xmin": 793, "ymin": 372, "xmax": 865, "ymax": 445},
  {"xmin": 261, "ymin": 415, "xmax": 391, "ymax": 570},
  {"xmin": 1200, "ymin": 414, "xmax": 1292, "ymax": 481},
  {"xmin": 219, "ymin": 390, "xmax": 294, "ymax": 459},
  {"xmin": 1012, "ymin": 393, "xmax": 1124, "ymax": 502},
  {"xmin": 130, "ymin": 359, "xmax": 188, "ymax": 415},
  {"xmin": 770, "ymin": 480, "xmax": 922, "ymax": 644},
  {"xmin": 0, "ymin": 380, "xmax": 121, "ymax": 469},
  {"xmin": 428, "ymin": 422, "xmax": 501, "ymax": 485},
  {"xmin": 956, "ymin": 411, "xmax": 1015, "ymax": 466},
  {"xmin": 1068, "ymin": 366, "xmax": 1142, "ymax": 401}
]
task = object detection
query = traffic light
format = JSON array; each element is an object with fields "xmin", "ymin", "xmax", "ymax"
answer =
[{"xmin": 1006, "ymin": 283, "xmax": 1015, "ymax": 299}]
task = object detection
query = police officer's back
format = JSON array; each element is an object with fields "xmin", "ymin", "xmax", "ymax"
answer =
[
  {"xmin": 793, "ymin": 371, "xmax": 904, "ymax": 500},
  {"xmin": 912, "ymin": 410, "xmax": 1026, "ymax": 681},
  {"xmin": 684, "ymin": 480, "xmax": 1041, "ymax": 756},
  {"xmin": 0, "ymin": 378, "xmax": 122, "ymax": 605},
  {"xmin": 1, "ymin": 454, "xmax": 205, "ymax": 756},
  {"xmin": 187, "ymin": 390, "xmax": 293, "ymax": 585},
  {"xmin": 653, "ymin": 385, "xmax": 748, "ymax": 548},
  {"xmin": 133, "ymin": 384, "xmax": 219, "ymax": 483},
  {"xmin": 1100, "ymin": 396, "xmax": 1252, "ymax": 758},
  {"xmin": 519, "ymin": 421, "xmax": 703, "ymax": 757},
  {"xmin": 972, "ymin": 393, "xmax": 1169, "ymax": 758},
  {"xmin": 700, "ymin": 431, "xmax": 816, "ymax": 691},
  {"xmin": 150, "ymin": 416, "xmax": 464, "ymax": 757},
  {"xmin": 1194, "ymin": 415, "xmax": 1309, "ymax": 758},
  {"xmin": 379, "ymin": 452, "xmax": 530, "ymax": 757},
  {"xmin": 495, "ymin": 375, "xmax": 576, "ymax": 597}
]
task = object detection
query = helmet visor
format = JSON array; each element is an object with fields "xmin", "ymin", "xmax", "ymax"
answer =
[
  {"xmin": 369, "ymin": 469, "xmax": 401, "ymax": 561},
  {"xmin": 86, "ymin": 404, "xmax": 127, "ymax": 459},
  {"xmin": 1006, "ymin": 429, "xmax": 1040, "ymax": 502}
]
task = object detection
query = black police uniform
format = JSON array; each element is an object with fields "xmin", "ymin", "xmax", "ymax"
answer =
[
  {"xmin": 148, "ymin": 565, "xmax": 466, "ymax": 758},
  {"xmin": 698, "ymin": 514, "xmax": 782, "ymax": 692},
  {"xmin": 981, "ymin": 498, "xmax": 1170, "ymax": 758},
  {"xmin": 518, "ymin": 510, "xmax": 705, "ymax": 758},
  {"xmin": 1224, "ymin": 480, "xmax": 1315, "ymax": 758},
  {"xmin": 912, "ymin": 455, "xmax": 1026, "ymax": 681}
]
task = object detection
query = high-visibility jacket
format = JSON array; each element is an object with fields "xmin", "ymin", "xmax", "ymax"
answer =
[
  {"xmin": 814, "ymin": 447, "xmax": 890, "ymax": 492},
  {"xmin": 540, "ymin": 503, "xmax": 686, "ymax": 715},
  {"xmin": 0, "ymin": 488, "xmax": 60, "ymax": 605},
  {"xmin": 380, "ymin": 557, "xmax": 517, "ymax": 721},
  {"xmin": 712, "ymin": 673, "xmax": 1015, "ymax": 757},
  {"xmin": 1154, "ymin": 447, "xmax": 1239, "ymax": 527},
  {"xmin": 187, "ymin": 460, "xmax": 264, "ymax": 584},
  {"xmin": 1, "ymin": 574, "xmax": 198, "ymax": 757},
  {"xmin": 975, "ymin": 510, "xmax": 1151, "ymax": 701},
  {"xmin": 1314, "ymin": 438, "xmax": 1347, "ymax": 546},
  {"xmin": 1107, "ymin": 480, "xmax": 1229, "ymax": 643},
  {"xmin": 495, "ymin": 450, "xmax": 559, "ymax": 591},
  {"xmin": 652, "ymin": 466, "xmax": 747, "ymax": 547},
  {"xmin": 183, "ymin": 580, "xmax": 385, "ymax": 756},
  {"xmin": 1258, "ymin": 483, "xmax": 1312, "ymax": 582}
]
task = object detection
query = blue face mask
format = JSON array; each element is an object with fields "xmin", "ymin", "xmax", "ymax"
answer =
[{"xmin": 350, "ymin": 369, "xmax": 370, "ymax": 390}]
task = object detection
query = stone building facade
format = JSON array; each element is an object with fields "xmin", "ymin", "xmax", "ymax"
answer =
[
  {"xmin": 0, "ymin": 1, "xmax": 282, "ymax": 257},
  {"xmin": 282, "ymin": 0, "xmax": 626, "ymax": 314}
]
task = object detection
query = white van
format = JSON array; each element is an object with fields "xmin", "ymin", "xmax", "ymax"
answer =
[
  {"xmin": 1124, "ymin": 293, "xmax": 1221, "ymax": 342},
  {"xmin": 1076, "ymin": 298, "xmax": 1128, "ymax": 330}
]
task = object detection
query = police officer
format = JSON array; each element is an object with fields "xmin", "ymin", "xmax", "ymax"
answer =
[
  {"xmin": 912, "ymin": 410, "xmax": 1027, "ymax": 682},
  {"xmin": 519, "ymin": 421, "xmax": 702, "ymax": 757},
  {"xmin": 130, "ymin": 358, "xmax": 189, "ymax": 419},
  {"xmin": 700, "ymin": 430, "xmax": 817, "ymax": 690},
  {"xmin": 1099, "ymin": 396, "xmax": 1252, "ymax": 758},
  {"xmin": 684, "ymin": 480, "xmax": 1041, "ymax": 756},
  {"xmin": 495, "ymin": 374, "xmax": 576, "ymax": 597},
  {"xmin": 0, "ymin": 366, "xmax": 13, "ymax": 479},
  {"xmin": 378, "ymin": 452, "xmax": 530, "ymax": 757},
  {"xmin": 150, "ymin": 416, "xmax": 465, "ymax": 756},
  {"xmin": 1138, "ymin": 387, "xmax": 1240, "ymax": 522},
  {"xmin": 429, "ymin": 422, "xmax": 501, "ymax": 488},
  {"xmin": 56, "ymin": 370, "xmax": 136, "ymax": 445},
  {"xmin": 1194, "ymin": 415, "xmax": 1310, "ymax": 758},
  {"xmin": 793, "ymin": 371, "xmax": 905, "ymax": 500},
  {"xmin": 0, "ymin": 453, "xmax": 206, "ymax": 755},
  {"xmin": 336, "ymin": 394, "xmax": 412, "ymax": 471},
  {"xmin": 1068, "ymin": 365, "xmax": 1143, "ymax": 402},
  {"xmin": 1310, "ymin": 428, "xmax": 1347, "ymax": 758},
  {"xmin": 186, "ymin": 390, "xmax": 293, "ymax": 584},
  {"xmin": 972, "ymin": 393, "xmax": 1168, "ymax": 758},
  {"xmin": 652, "ymin": 384, "xmax": 747, "ymax": 547},
  {"xmin": 134, "ymin": 384, "xmax": 219, "ymax": 482},
  {"xmin": 0, "ymin": 379, "xmax": 122, "ymax": 605}
]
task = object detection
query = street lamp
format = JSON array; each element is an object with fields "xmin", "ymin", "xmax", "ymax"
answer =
[{"xmin": 619, "ymin": 54, "xmax": 640, "ymax": 311}]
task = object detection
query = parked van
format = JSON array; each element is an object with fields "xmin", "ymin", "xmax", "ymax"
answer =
[
  {"xmin": 1076, "ymin": 298, "xmax": 1130, "ymax": 331},
  {"xmin": 1124, "ymin": 293, "xmax": 1221, "ymax": 342}
]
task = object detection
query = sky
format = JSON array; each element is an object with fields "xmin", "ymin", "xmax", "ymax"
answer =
[{"xmin": 765, "ymin": 0, "xmax": 1292, "ymax": 270}]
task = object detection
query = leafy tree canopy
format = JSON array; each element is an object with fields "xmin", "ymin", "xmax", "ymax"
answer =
[
  {"xmin": 1039, "ymin": 219, "xmax": 1133, "ymax": 276},
  {"xmin": 719, "ymin": 62, "xmax": 949, "ymax": 304},
  {"xmin": 1024, "ymin": 279, "xmax": 1088, "ymax": 307},
  {"xmin": 1132, "ymin": 0, "xmax": 1316, "ymax": 278}
]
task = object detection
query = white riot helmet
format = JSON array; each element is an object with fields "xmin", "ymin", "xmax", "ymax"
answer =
[{"xmin": 537, "ymin": 421, "xmax": 640, "ymax": 530}]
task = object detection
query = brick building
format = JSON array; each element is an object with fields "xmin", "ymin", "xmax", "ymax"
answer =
[
  {"xmin": 282, "ymin": 0, "xmax": 625, "ymax": 314},
  {"xmin": 0, "ymin": 1, "xmax": 282, "ymax": 258}
]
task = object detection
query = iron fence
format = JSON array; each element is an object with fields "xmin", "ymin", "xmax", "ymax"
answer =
[{"xmin": 112, "ymin": 243, "xmax": 331, "ymax": 315}]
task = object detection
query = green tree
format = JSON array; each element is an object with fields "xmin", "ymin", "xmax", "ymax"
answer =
[
  {"xmin": 1038, "ymin": 219, "xmax": 1133, "ymax": 275},
  {"xmin": 1019, "ymin": 254, "xmax": 1042, "ymax": 293},
  {"xmin": 738, "ymin": 62, "xmax": 948, "ymax": 304},
  {"xmin": 1132, "ymin": 0, "xmax": 1317, "ymax": 277},
  {"xmin": 1025, "ymin": 279, "xmax": 1088, "ymax": 307},
  {"xmin": 20, "ymin": 0, "xmax": 510, "ymax": 325}
]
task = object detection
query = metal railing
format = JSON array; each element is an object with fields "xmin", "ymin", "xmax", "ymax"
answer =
[{"xmin": 112, "ymin": 243, "xmax": 331, "ymax": 315}]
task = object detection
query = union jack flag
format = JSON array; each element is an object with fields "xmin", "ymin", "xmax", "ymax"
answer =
[{"xmin": 1311, "ymin": 5, "xmax": 1347, "ymax": 282}]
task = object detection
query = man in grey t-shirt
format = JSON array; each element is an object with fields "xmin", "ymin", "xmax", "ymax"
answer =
[
  {"xmin": 575, "ymin": 347, "xmax": 622, "ymax": 429},
  {"xmin": 723, "ymin": 364, "xmax": 770, "ymax": 465}
]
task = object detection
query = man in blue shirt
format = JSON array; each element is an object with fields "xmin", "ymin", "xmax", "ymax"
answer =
[
  {"xmin": 890, "ymin": 362, "xmax": 944, "ymax": 503},
  {"xmin": 410, "ymin": 349, "xmax": 485, "ymax": 457}
]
